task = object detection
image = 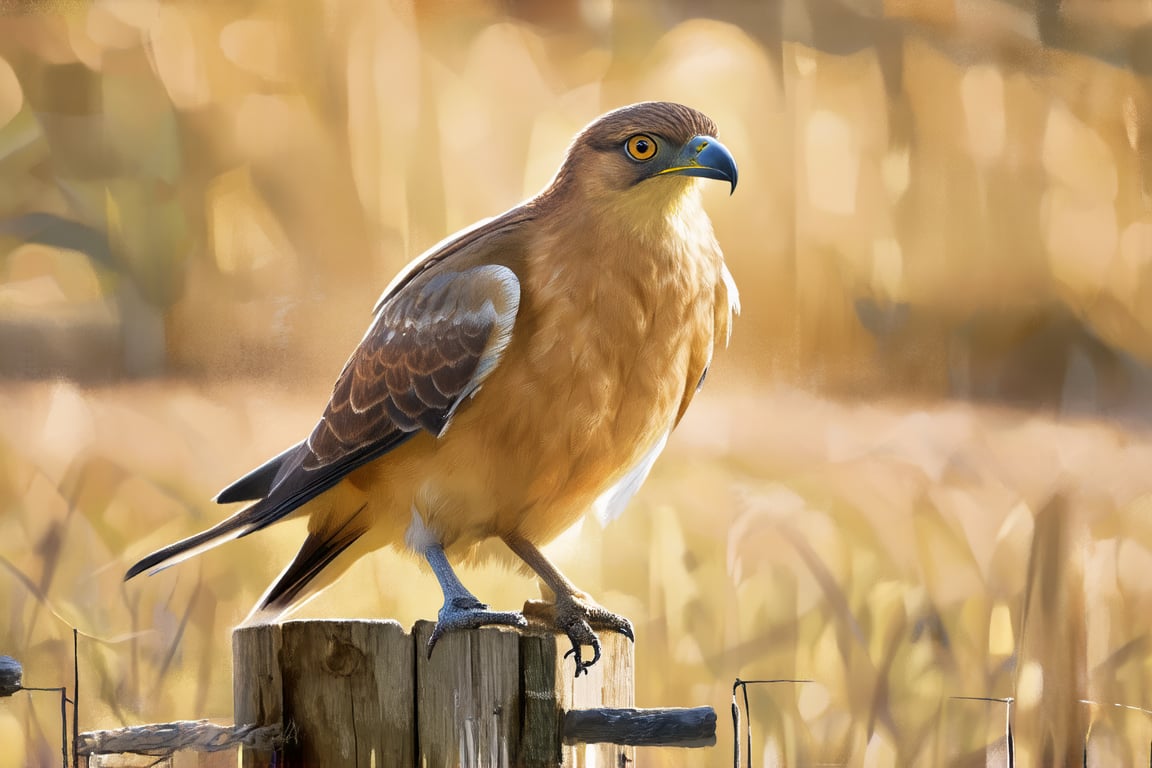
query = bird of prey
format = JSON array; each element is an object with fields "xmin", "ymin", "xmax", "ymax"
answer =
[{"xmin": 126, "ymin": 101, "xmax": 739, "ymax": 675}]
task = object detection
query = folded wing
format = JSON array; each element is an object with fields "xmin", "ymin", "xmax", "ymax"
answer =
[{"xmin": 125, "ymin": 264, "xmax": 521, "ymax": 579}]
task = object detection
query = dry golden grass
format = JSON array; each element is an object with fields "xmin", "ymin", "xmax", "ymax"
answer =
[
  {"xmin": 2, "ymin": 0, "xmax": 1152, "ymax": 765},
  {"xmin": 3, "ymin": 376, "xmax": 1152, "ymax": 765}
]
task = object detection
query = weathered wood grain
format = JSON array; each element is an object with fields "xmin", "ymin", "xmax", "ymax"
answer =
[
  {"xmin": 413, "ymin": 619, "xmax": 523, "ymax": 768},
  {"xmin": 553, "ymin": 629, "xmax": 635, "ymax": 768},
  {"xmin": 563, "ymin": 706, "xmax": 716, "ymax": 747},
  {"xmin": 106, "ymin": 621, "xmax": 655, "ymax": 767},
  {"xmin": 278, "ymin": 619, "xmax": 414, "ymax": 767},
  {"xmin": 233, "ymin": 623, "xmax": 282, "ymax": 768},
  {"xmin": 76, "ymin": 720, "xmax": 281, "ymax": 756},
  {"xmin": 518, "ymin": 631, "xmax": 563, "ymax": 766}
]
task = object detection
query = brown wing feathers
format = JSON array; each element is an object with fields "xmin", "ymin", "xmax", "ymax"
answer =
[
  {"xmin": 124, "ymin": 262, "xmax": 520, "ymax": 581},
  {"xmin": 308, "ymin": 266, "xmax": 514, "ymax": 464}
]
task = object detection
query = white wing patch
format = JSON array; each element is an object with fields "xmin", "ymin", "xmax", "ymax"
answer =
[
  {"xmin": 461, "ymin": 266, "xmax": 520, "ymax": 399},
  {"xmin": 592, "ymin": 430, "xmax": 670, "ymax": 525},
  {"xmin": 721, "ymin": 262, "xmax": 740, "ymax": 346},
  {"xmin": 438, "ymin": 265, "xmax": 520, "ymax": 437}
]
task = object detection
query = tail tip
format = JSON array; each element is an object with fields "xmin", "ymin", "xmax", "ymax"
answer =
[{"xmin": 123, "ymin": 557, "xmax": 163, "ymax": 582}]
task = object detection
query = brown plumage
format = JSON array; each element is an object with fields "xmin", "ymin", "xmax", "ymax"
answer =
[{"xmin": 125, "ymin": 101, "xmax": 739, "ymax": 675}]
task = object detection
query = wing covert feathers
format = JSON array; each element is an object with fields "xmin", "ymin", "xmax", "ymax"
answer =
[
  {"xmin": 214, "ymin": 443, "xmax": 299, "ymax": 503},
  {"xmin": 125, "ymin": 263, "xmax": 520, "ymax": 583},
  {"xmin": 305, "ymin": 264, "xmax": 520, "ymax": 466}
]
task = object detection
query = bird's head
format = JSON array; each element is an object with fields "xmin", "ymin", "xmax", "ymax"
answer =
[{"xmin": 548, "ymin": 102, "xmax": 738, "ymax": 211}]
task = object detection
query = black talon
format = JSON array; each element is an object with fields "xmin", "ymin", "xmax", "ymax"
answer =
[
  {"xmin": 427, "ymin": 624, "xmax": 450, "ymax": 658},
  {"xmin": 586, "ymin": 637, "xmax": 602, "ymax": 667},
  {"xmin": 572, "ymin": 651, "xmax": 592, "ymax": 678},
  {"xmin": 522, "ymin": 593, "xmax": 631, "ymax": 675},
  {"xmin": 425, "ymin": 595, "xmax": 526, "ymax": 660},
  {"xmin": 562, "ymin": 632, "xmax": 601, "ymax": 677}
]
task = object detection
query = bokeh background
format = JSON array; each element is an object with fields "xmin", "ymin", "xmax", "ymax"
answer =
[{"xmin": 2, "ymin": 0, "xmax": 1152, "ymax": 765}]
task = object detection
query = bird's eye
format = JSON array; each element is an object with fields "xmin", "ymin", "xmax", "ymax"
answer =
[{"xmin": 625, "ymin": 134, "xmax": 658, "ymax": 161}]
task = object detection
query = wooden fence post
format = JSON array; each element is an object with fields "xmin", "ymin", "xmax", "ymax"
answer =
[
  {"xmin": 80, "ymin": 619, "xmax": 712, "ymax": 764},
  {"xmin": 234, "ymin": 620, "xmax": 415, "ymax": 767},
  {"xmin": 413, "ymin": 620, "xmax": 523, "ymax": 767},
  {"xmin": 233, "ymin": 623, "xmax": 282, "ymax": 768},
  {"xmin": 232, "ymin": 619, "xmax": 639, "ymax": 767},
  {"xmin": 227, "ymin": 619, "xmax": 714, "ymax": 767},
  {"xmin": 410, "ymin": 620, "xmax": 635, "ymax": 768}
]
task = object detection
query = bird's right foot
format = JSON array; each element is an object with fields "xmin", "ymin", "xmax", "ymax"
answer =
[
  {"xmin": 523, "ymin": 593, "xmax": 634, "ymax": 677},
  {"xmin": 426, "ymin": 596, "xmax": 527, "ymax": 658}
]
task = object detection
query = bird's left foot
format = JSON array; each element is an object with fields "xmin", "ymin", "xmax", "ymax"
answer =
[
  {"xmin": 523, "ymin": 593, "xmax": 634, "ymax": 678},
  {"xmin": 427, "ymin": 596, "xmax": 527, "ymax": 658}
]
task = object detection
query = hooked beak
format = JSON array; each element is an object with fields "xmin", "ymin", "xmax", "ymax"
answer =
[{"xmin": 656, "ymin": 135, "xmax": 738, "ymax": 194}]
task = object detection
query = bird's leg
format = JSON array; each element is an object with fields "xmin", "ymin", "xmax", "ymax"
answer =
[
  {"xmin": 424, "ymin": 543, "xmax": 526, "ymax": 657},
  {"xmin": 502, "ymin": 533, "xmax": 634, "ymax": 677}
]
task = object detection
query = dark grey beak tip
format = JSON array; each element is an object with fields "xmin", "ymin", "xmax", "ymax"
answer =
[
  {"xmin": 652, "ymin": 136, "xmax": 739, "ymax": 193},
  {"xmin": 692, "ymin": 137, "xmax": 738, "ymax": 195}
]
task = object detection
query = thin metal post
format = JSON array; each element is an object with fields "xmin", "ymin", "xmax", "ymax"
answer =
[
  {"xmin": 73, "ymin": 628, "xmax": 79, "ymax": 768},
  {"xmin": 948, "ymin": 696, "xmax": 1014, "ymax": 768},
  {"xmin": 60, "ymin": 687, "xmax": 68, "ymax": 768},
  {"xmin": 730, "ymin": 678, "xmax": 811, "ymax": 767},
  {"xmin": 730, "ymin": 687, "xmax": 740, "ymax": 768}
]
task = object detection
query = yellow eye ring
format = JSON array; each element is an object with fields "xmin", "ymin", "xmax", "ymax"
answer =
[{"xmin": 625, "ymin": 134, "xmax": 658, "ymax": 161}]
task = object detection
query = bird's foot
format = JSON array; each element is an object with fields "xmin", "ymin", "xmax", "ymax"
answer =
[
  {"xmin": 523, "ymin": 593, "xmax": 634, "ymax": 678},
  {"xmin": 427, "ymin": 596, "xmax": 527, "ymax": 658}
]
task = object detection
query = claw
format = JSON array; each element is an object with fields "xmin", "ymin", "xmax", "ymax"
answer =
[
  {"xmin": 563, "ymin": 635, "xmax": 602, "ymax": 677},
  {"xmin": 563, "ymin": 645, "xmax": 582, "ymax": 675},
  {"xmin": 524, "ymin": 594, "xmax": 633, "ymax": 675},
  {"xmin": 612, "ymin": 619, "xmax": 635, "ymax": 643},
  {"xmin": 558, "ymin": 617, "xmax": 602, "ymax": 677},
  {"xmin": 427, "ymin": 623, "xmax": 450, "ymax": 658},
  {"xmin": 426, "ymin": 597, "xmax": 526, "ymax": 659},
  {"xmin": 578, "ymin": 602, "xmax": 634, "ymax": 643}
]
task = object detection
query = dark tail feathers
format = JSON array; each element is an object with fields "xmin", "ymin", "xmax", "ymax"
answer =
[{"xmin": 124, "ymin": 515, "xmax": 251, "ymax": 580}]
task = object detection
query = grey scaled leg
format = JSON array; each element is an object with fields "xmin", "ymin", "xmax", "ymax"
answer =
[
  {"xmin": 424, "ymin": 543, "xmax": 526, "ymax": 657},
  {"xmin": 502, "ymin": 533, "xmax": 634, "ymax": 677}
]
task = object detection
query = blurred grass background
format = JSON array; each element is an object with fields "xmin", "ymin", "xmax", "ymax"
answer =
[{"xmin": 1, "ymin": 0, "xmax": 1152, "ymax": 765}]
